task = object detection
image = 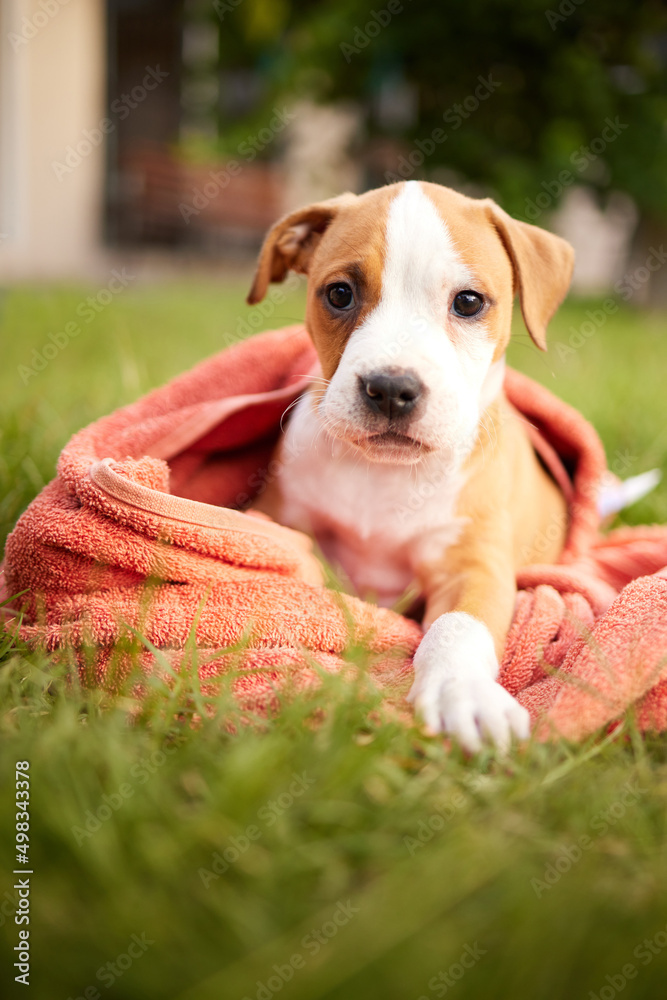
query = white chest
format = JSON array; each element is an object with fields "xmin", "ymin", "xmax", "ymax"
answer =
[{"xmin": 274, "ymin": 397, "xmax": 467, "ymax": 604}]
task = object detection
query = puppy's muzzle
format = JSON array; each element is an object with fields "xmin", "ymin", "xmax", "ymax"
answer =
[{"xmin": 359, "ymin": 370, "xmax": 424, "ymax": 422}]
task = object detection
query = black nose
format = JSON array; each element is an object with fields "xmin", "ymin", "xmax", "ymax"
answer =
[{"xmin": 360, "ymin": 370, "xmax": 423, "ymax": 420}]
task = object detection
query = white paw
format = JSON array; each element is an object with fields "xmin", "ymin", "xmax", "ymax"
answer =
[{"xmin": 408, "ymin": 611, "xmax": 530, "ymax": 753}]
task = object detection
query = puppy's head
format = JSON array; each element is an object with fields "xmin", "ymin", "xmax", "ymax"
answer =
[{"xmin": 248, "ymin": 181, "xmax": 574, "ymax": 465}]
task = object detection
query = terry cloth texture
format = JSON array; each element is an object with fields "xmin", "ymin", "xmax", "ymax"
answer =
[{"xmin": 3, "ymin": 325, "xmax": 667, "ymax": 740}]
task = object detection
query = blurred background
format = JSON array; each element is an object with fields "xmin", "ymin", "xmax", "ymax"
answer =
[
  {"xmin": 3, "ymin": 8, "xmax": 667, "ymax": 999},
  {"xmin": 1, "ymin": 0, "xmax": 666, "ymax": 298}
]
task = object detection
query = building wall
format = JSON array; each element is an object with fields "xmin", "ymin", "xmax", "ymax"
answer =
[{"xmin": 0, "ymin": 0, "xmax": 106, "ymax": 279}]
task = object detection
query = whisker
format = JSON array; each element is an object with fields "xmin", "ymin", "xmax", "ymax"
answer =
[
  {"xmin": 294, "ymin": 371, "xmax": 331, "ymax": 383},
  {"xmin": 298, "ymin": 378, "xmax": 331, "ymax": 386},
  {"xmin": 480, "ymin": 411, "xmax": 497, "ymax": 451},
  {"xmin": 280, "ymin": 393, "xmax": 308, "ymax": 433}
]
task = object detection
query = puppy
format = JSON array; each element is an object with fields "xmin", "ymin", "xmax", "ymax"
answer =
[{"xmin": 247, "ymin": 180, "xmax": 573, "ymax": 752}]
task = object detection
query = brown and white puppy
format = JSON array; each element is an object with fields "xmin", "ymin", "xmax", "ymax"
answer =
[{"xmin": 247, "ymin": 180, "xmax": 574, "ymax": 752}]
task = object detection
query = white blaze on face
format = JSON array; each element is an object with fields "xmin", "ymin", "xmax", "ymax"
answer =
[{"xmin": 320, "ymin": 180, "xmax": 498, "ymax": 462}]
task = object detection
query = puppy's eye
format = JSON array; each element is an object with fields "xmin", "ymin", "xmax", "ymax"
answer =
[
  {"xmin": 327, "ymin": 283, "xmax": 355, "ymax": 310},
  {"xmin": 452, "ymin": 291, "xmax": 484, "ymax": 317}
]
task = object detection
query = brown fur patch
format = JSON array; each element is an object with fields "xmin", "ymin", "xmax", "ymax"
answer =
[{"xmin": 302, "ymin": 186, "xmax": 396, "ymax": 379}]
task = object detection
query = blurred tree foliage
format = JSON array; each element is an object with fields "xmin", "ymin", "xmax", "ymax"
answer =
[{"xmin": 203, "ymin": 0, "xmax": 667, "ymax": 219}]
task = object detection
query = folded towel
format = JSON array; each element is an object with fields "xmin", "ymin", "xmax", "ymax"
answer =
[{"xmin": 3, "ymin": 324, "xmax": 667, "ymax": 740}]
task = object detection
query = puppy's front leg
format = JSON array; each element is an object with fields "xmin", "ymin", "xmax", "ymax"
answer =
[
  {"xmin": 409, "ymin": 611, "xmax": 530, "ymax": 753},
  {"xmin": 408, "ymin": 522, "xmax": 530, "ymax": 753}
]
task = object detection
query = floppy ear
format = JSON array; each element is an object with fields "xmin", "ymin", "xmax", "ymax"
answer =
[
  {"xmin": 484, "ymin": 202, "xmax": 575, "ymax": 350},
  {"xmin": 247, "ymin": 193, "xmax": 357, "ymax": 305}
]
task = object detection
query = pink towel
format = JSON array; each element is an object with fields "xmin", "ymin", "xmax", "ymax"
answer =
[{"xmin": 3, "ymin": 325, "xmax": 667, "ymax": 739}]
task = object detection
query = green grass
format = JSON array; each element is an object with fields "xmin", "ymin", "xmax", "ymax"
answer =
[{"xmin": 1, "ymin": 279, "xmax": 667, "ymax": 999}]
